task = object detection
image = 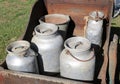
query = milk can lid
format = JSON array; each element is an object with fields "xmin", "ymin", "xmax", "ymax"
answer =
[
  {"xmin": 39, "ymin": 13, "xmax": 70, "ymax": 25},
  {"xmin": 64, "ymin": 37, "xmax": 91, "ymax": 52},
  {"xmin": 6, "ymin": 40, "xmax": 30, "ymax": 55},
  {"xmin": 89, "ymin": 11, "xmax": 104, "ymax": 21},
  {"xmin": 35, "ymin": 23, "xmax": 58, "ymax": 36}
]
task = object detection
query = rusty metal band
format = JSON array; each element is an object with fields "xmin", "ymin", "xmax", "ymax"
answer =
[{"xmin": 66, "ymin": 50, "xmax": 95, "ymax": 62}]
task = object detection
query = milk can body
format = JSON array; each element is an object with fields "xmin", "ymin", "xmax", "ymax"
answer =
[
  {"xmin": 86, "ymin": 11, "xmax": 104, "ymax": 46},
  {"xmin": 39, "ymin": 13, "xmax": 70, "ymax": 40},
  {"xmin": 60, "ymin": 37, "xmax": 95, "ymax": 81},
  {"xmin": 31, "ymin": 23, "xmax": 63, "ymax": 73},
  {"xmin": 6, "ymin": 40, "xmax": 38, "ymax": 73}
]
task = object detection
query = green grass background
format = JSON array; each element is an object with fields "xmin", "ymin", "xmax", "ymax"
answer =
[
  {"xmin": 0, "ymin": 0, "xmax": 35, "ymax": 60},
  {"xmin": 0, "ymin": 0, "xmax": 120, "ymax": 61}
]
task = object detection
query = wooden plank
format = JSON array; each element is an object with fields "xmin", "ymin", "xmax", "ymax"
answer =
[
  {"xmin": 45, "ymin": 0, "xmax": 109, "ymax": 5},
  {"xmin": 109, "ymin": 34, "xmax": 118, "ymax": 84},
  {"xmin": 46, "ymin": 3, "xmax": 109, "ymax": 36},
  {"xmin": 97, "ymin": 0, "xmax": 113, "ymax": 84},
  {"xmin": 0, "ymin": 70, "xmax": 92, "ymax": 84}
]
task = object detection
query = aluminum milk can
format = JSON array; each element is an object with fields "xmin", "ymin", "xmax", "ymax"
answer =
[
  {"xmin": 60, "ymin": 37, "xmax": 95, "ymax": 81},
  {"xmin": 31, "ymin": 23, "xmax": 63, "ymax": 73},
  {"xmin": 6, "ymin": 40, "xmax": 38, "ymax": 73},
  {"xmin": 39, "ymin": 13, "xmax": 70, "ymax": 40},
  {"xmin": 85, "ymin": 11, "xmax": 104, "ymax": 47}
]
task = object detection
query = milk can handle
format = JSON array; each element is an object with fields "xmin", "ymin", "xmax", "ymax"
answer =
[{"xmin": 66, "ymin": 50, "xmax": 95, "ymax": 62}]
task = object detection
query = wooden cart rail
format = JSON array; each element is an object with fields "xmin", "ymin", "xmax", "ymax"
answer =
[{"xmin": 0, "ymin": 69, "xmax": 92, "ymax": 84}]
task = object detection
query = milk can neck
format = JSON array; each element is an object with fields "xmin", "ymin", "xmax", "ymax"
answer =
[
  {"xmin": 64, "ymin": 37, "xmax": 92, "ymax": 60},
  {"xmin": 6, "ymin": 40, "xmax": 30, "ymax": 57},
  {"xmin": 70, "ymin": 49, "xmax": 91, "ymax": 58},
  {"xmin": 36, "ymin": 31, "xmax": 58, "ymax": 39},
  {"xmin": 89, "ymin": 11, "xmax": 104, "ymax": 21},
  {"xmin": 34, "ymin": 23, "xmax": 58, "ymax": 39}
]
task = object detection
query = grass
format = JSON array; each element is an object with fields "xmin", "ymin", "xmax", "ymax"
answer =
[
  {"xmin": 0, "ymin": 0, "xmax": 35, "ymax": 60},
  {"xmin": 111, "ymin": 15, "xmax": 120, "ymax": 27}
]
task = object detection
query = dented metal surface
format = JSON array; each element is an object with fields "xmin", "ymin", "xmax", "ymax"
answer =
[{"xmin": 60, "ymin": 37, "xmax": 95, "ymax": 81}]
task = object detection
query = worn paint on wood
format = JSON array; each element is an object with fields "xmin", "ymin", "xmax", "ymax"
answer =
[{"xmin": 0, "ymin": 70, "xmax": 91, "ymax": 84}]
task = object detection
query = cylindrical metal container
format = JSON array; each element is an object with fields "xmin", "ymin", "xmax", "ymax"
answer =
[
  {"xmin": 6, "ymin": 40, "xmax": 38, "ymax": 73},
  {"xmin": 31, "ymin": 23, "xmax": 63, "ymax": 73},
  {"xmin": 60, "ymin": 37, "xmax": 95, "ymax": 81},
  {"xmin": 85, "ymin": 11, "xmax": 104, "ymax": 47},
  {"xmin": 39, "ymin": 13, "xmax": 70, "ymax": 40}
]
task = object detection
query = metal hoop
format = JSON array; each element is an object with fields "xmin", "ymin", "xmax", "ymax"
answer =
[{"xmin": 66, "ymin": 50, "xmax": 95, "ymax": 62}]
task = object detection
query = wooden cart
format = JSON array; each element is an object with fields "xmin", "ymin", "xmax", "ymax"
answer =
[{"xmin": 1, "ymin": 0, "xmax": 118, "ymax": 84}]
